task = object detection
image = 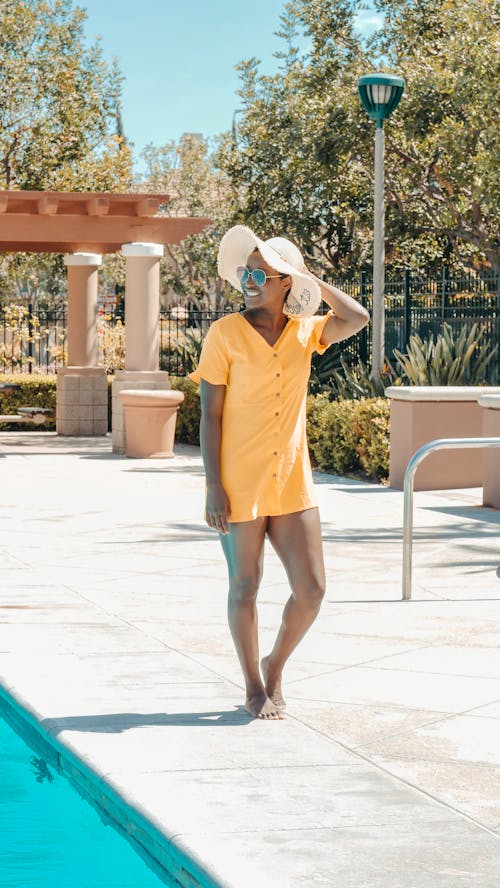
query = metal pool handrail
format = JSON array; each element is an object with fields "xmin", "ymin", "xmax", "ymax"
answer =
[{"xmin": 403, "ymin": 437, "xmax": 500, "ymax": 601}]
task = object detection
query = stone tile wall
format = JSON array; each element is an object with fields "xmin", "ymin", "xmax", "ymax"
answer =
[{"xmin": 56, "ymin": 368, "xmax": 108, "ymax": 436}]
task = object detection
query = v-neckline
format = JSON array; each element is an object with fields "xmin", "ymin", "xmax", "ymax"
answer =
[{"xmin": 239, "ymin": 313, "xmax": 290, "ymax": 350}]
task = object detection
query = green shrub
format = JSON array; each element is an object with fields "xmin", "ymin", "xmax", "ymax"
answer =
[
  {"xmin": 0, "ymin": 374, "xmax": 201, "ymax": 439},
  {"xmin": 305, "ymin": 393, "xmax": 331, "ymax": 455},
  {"xmin": 170, "ymin": 376, "xmax": 201, "ymax": 445},
  {"xmin": 0, "ymin": 374, "xmax": 388, "ymax": 481},
  {"xmin": 0, "ymin": 374, "xmax": 57, "ymax": 429},
  {"xmin": 167, "ymin": 382, "xmax": 390, "ymax": 480},
  {"xmin": 307, "ymin": 396, "xmax": 360, "ymax": 474},
  {"xmin": 307, "ymin": 395, "xmax": 390, "ymax": 482},
  {"xmin": 351, "ymin": 398, "xmax": 390, "ymax": 479}
]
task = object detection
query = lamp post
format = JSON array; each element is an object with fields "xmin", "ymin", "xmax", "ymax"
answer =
[{"xmin": 358, "ymin": 73, "xmax": 405, "ymax": 380}]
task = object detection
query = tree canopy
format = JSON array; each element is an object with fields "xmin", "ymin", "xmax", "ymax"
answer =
[
  {"xmin": 0, "ymin": 0, "xmax": 132, "ymax": 308},
  {"xmin": 0, "ymin": 0, "xmax": 498, "ymax": 314},
  {"xmin": 374, "ymin": 0, "xmax": 499, "ymax": 272},
  {"xmin": 216, "ymin": 0, "xmax": 499, "ymax": 274},
  {"xmin": 0, "ymin": 0, "xmax": 132, "ymax": 191},
  {"xmin": 140, "ymin": 135, "xmax": 235, "ymax": 310}
]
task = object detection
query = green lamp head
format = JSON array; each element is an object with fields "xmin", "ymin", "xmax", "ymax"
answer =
[{"xmin": 358, "ymin": 74, "xmax": 405, "ymax": 127}]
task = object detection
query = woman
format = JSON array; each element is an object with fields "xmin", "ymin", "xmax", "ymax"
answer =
[{"xmin": 190, "ymin": 226, "xmax": 369, "ymax": 720}]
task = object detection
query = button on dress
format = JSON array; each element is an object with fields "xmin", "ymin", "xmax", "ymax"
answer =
[{"xmin": 190, "ymin": 311, "xmax": 333, "ymax": 523}]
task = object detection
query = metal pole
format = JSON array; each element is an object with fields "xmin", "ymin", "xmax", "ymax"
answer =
[
  {"xmin": 371, "ymin": 123, "xmax": 385, "ymax": 380},
  {"xmin": 27, "ymin": 302, "xmax": 33, "ymax": 374},
  {"xmin": 360, "ymin": 269, "xmax": 368, "ymax": 364},
  {"xmin": 402, "ymin": 437, "xmax": 500, "ymax": 601},
  {"xmin": 404, "ymin": 268, "xmax": 411, "ymax": 346},
  {"xmin": 496, "ymin": 269, "xmax": 500, "ymax": 384}
]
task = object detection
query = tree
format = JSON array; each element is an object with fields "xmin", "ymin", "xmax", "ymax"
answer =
[
  {"xmin": 0, "ymin": 254, "xmax": 66, "ymax": 311},
  {"xmin": 0, "ymin": 0, "xmax": 133, "ymax": 309},
  {"xmin": 0, "ymin": 0, "xmax": 132, "ymax": 191},
  {"xmin": 217, "ymin": 0, "xmax": 499, "ymax": 274},
  {"xmin": 217, "ymin": 0, "xmax": 373, "ymax": 276},
  {"xmin": 373, "ymin": 0, "xmax": 500, "ymax": 273},
  {"xmin": 140, "ymin": 134, "xmax": 237, "ymax": 311}
]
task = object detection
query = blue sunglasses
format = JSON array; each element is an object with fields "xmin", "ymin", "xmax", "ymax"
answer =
[{"xmin": 237, "ymin": 266, "xmax": 283, "ymax": 287}]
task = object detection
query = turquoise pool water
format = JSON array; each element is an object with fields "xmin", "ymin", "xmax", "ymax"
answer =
[{"xmin": 0, "ymin": 715, "xmax": 174, "ymax": 887}]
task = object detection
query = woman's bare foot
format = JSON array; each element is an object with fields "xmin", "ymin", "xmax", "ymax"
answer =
[
  {"xmin": 245, "ymin": 690, "xmax": 284, "ymax": 720},
  {"xmin": 261, "ymin": 655, "xmax": 286, "ymax": 709}
]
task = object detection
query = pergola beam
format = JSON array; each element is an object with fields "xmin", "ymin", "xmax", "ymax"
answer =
[
  {"xmin": 0, "ymin": 217, "xmax": 210, "ymax": 253},
  {"xmin": 0, "ymin": 190, "xmax": 210, "ymax": 252},
  {"xmin": 136, "ymin": 197, "xmax": 161, "ymax": 217},
  {"xmin": 0, "ymin": 190, "xmax": 172, "ymax": 216},
  {"xmin": 37, "ymin": 195, "xmax": 59, "ymax": 215},
  {"xmin": 87, "ymin": 197, "xmax": 110, "ymax": 216}
]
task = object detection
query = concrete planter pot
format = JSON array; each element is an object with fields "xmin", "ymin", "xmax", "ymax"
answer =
[{"xmin": 118, "ymin": 389, "xmax": 185, "ymax": 458}]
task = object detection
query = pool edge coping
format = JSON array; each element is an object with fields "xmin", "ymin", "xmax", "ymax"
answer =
[{"xmin": 0, "ymin": 682, "xmax": 228, "ymax": 888}]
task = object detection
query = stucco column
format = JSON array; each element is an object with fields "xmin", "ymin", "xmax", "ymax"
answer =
[
  {"xmin": 121, "ymin": 242, "xmax": 164, "ymax": 371},
  {"xmin": 63, "ymin": 252, "xmax": 102, "ymax": 366},
  {"xmin": 58, "ymin": 252, "xmax": 106, "ymax": 437},
  {"xmin": 112, "ymin": 242, "xmax": 169, "ymax": 453}
]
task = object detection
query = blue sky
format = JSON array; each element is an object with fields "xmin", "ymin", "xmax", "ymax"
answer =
[{"xmin": 80, "ymin": 0, "xmax": 382, "ymax": 172}]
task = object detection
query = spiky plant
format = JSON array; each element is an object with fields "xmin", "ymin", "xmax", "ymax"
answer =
[
  {"xmin": 393, "ymin": 323, "xmax": 498, "ymax": 386},
  {"xmin": 309, "ymin": 343, "xmax": 343, "ymax": 394},
  {"xmin": 164, "ymin": 327, "xmax": 204, "ymax": 375},
  {"xmin": 329, "ymin": 357, "xmax": 397, "ymax": 400}
]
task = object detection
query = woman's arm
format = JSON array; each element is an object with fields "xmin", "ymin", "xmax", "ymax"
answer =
[
  {"xmin": 303, "ymin": 268, "xmax": 370, "ymax": 346},
  {"xmin": 200, "ymin": 379, "xmax": 231, "ymax": 534}
]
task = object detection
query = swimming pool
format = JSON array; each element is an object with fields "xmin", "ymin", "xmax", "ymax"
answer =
[{"xmin": 0, "ymin": 713, "xmax": 175, "ymax": 887}]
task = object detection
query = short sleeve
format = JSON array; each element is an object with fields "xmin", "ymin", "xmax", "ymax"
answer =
[
  {"xmin": 189, "ymin": 321, "xmax": 230, "ymax": 386},
  {"xmin": 307, "ymin": 311, "xmax": 335, "ymax": 355}
]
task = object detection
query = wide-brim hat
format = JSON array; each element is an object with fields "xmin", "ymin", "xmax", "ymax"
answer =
[{"xmin": 217, "ymin": 225, "xmax": 321, "ymax": 318}]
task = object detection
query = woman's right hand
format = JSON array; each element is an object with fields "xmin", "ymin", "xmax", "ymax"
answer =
[{"xmin": 205, "ymin": 482, "xmax": 231, "ymax": 535}]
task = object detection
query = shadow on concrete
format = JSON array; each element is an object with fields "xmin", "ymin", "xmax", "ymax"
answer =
[
  {"xmin": 321, "ymin": 521, "xmax": 500, "ymax": 543},
  {"xmin": 422, "ymin": 504, "xmax": 500, "ymax": 525},
  {"xmin": 313, "ymin": 473, "xmax": 394, "ymax": 493},
  {"xmin": 98, "ymin": 522, "xmax": 216, "ymax": 544},
  {"xmin": 122, "ymin": 465, "xmax": 206, "ymax": 476},
  {"xmin": 431, "ymin": 558, "xmax": 500, "ymax": 574},
  {"xmin": 42, "ymin": 707, "xmax": 253, "ymax": 734},
  {"xmin": 326, "ymin": 597, "xmax": 500, "ymax": 603},
  {"xmin": 0, "ymin": 447, "xmax": 117, "ymax": 459}
]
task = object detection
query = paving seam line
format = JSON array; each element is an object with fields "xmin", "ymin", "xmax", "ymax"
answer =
[
  {"xmin": 0, "ymin": 683, "xmax": 228, "ymax": 888},
  {"xmin": 288, "ymin": 709, "xmax": 500, "ymax": 840},
  {"xmin": 106, "ymin": 619, "xmax": 500, "ymax": 832},
  {"xmin": 110, "ymin": 616, "xmax": 500, "ymax": 841}
]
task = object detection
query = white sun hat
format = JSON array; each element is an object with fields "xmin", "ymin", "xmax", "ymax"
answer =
[{"xmin": 217, "ymin": 225, "xmax": 322, "ymax": 318}]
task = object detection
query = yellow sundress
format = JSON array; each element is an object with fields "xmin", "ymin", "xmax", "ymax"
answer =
[{"xmin": 190, "ymin": 311, "xmax": 333, "ymax": 523}]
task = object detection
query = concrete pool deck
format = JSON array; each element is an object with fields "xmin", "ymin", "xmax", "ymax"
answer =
[{"xmin": 1, "ymin": 431, "xmax": 500, "ymax": 887}]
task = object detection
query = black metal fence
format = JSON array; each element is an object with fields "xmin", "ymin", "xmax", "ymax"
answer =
[
  {"xmin": 0, "ymin": 305, "xmax": 67, "ymax": 374},
  {"xmin": 1, "ymin": 267, "xmax": 498, "ymax": 381},
  {"xmin": 352, "ymin": 268, "xmax": 499, "ymax": 373}
]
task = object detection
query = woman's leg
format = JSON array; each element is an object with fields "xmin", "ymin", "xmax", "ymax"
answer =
[
  {"xmin": 219, "ymin": 518, "xmax": 284, "ymax": 719},
  {"xmin": 262, "ymin": 507, "xmax": 326, "ymax": 707}
]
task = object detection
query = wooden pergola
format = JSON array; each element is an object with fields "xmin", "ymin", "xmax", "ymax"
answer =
[
  {"xmin": 0, "ymin": 190, "xmax": 209, "ymax": 252},
  {"xmin": 0, "ymin": 190, "xmax": 210, "ymax": 449}
]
